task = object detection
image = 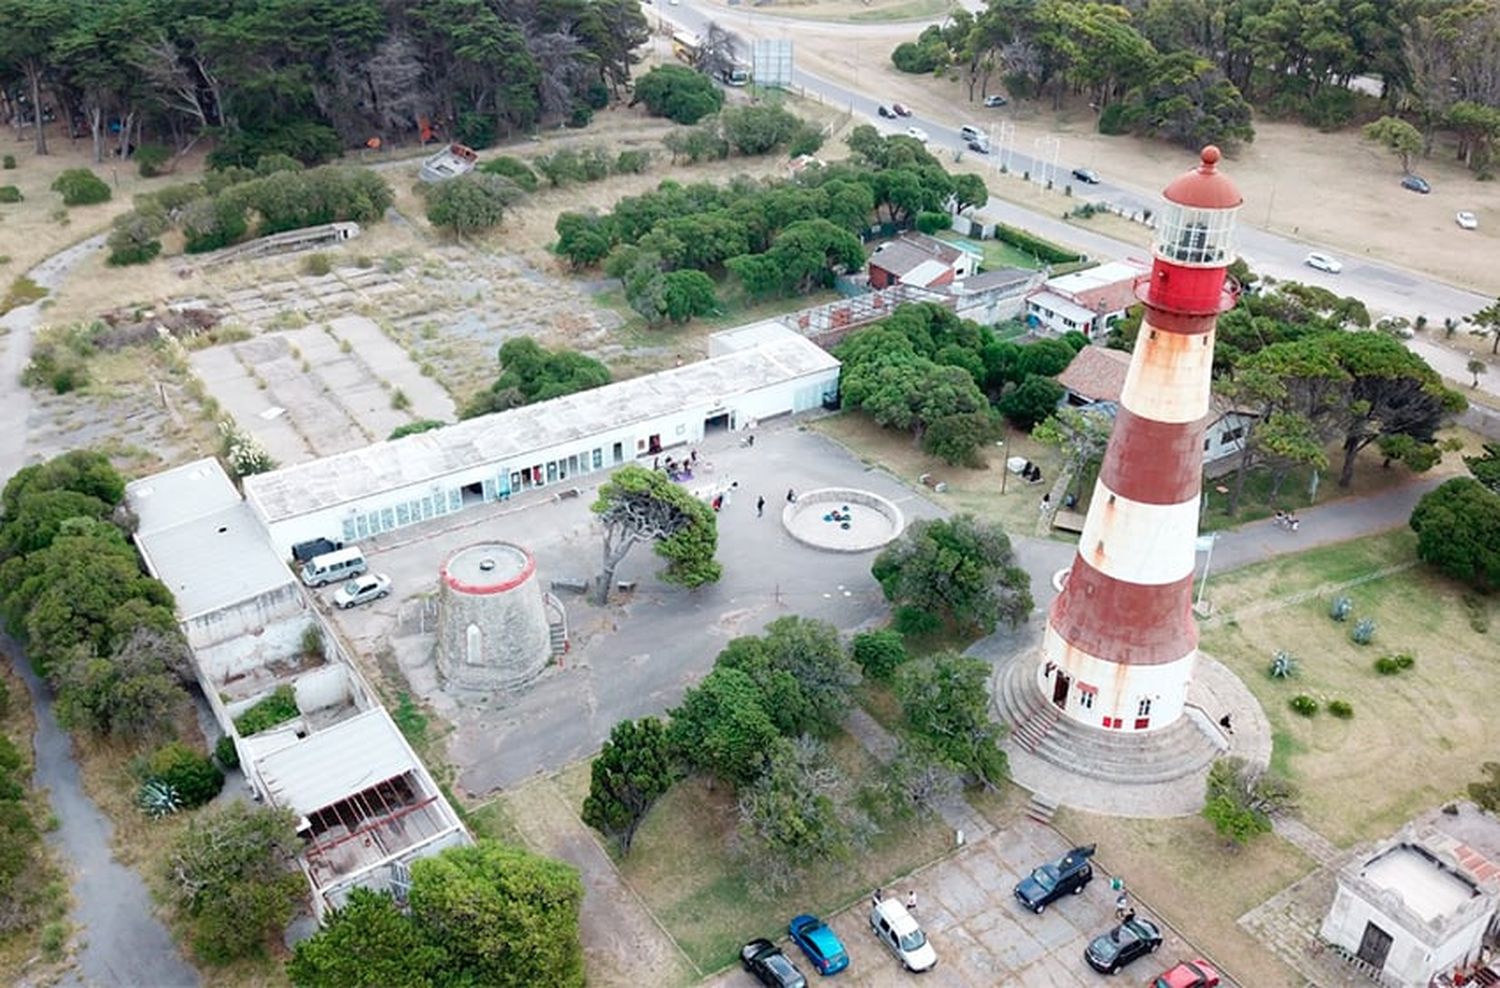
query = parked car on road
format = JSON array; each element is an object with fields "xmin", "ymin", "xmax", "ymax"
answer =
[
  {"xmin": 741, "ymin": 939, "xmax": 807, "ymax": 988},
  {"xmin": 869, "ymin": 898, "xmax": 936, "ymax": 972},
  {"xmin": 1084, "ymin": 917, "xmax": 1162, "ymax": 974},
  {"xmin": 905, "ymin": 125, "xmax": 929, "ymax": 143},
  {"xmin": 983, "ymin": 93, "xmax": 1008, "ymax": 107},
  {"xmin": 1014, "ymin": 844, "xmax": 1095, "ymax": 914},
  {"xmin": 1071, "ymin": 167, "xmax": 1101, "ymax": 184},
  {"xmin": 788, "ymin": 914, "xmax": 849, "ymax": 975},
  {"xmin": 1152, "ymin": 959, "xmax": 1220, "ymax": 988},
  {"xmin": 332, "ymin": 572, "xmax": 391, "ymax": 609},
  {"xmin": 877, "ymin": 105, "xmax": 896, "ymax": 119},
  {"xmin": 1304, "ymin": 251, "xmax": 1344, "ymax": 274},
  {"xmin": 892, "ymin": 102, "xmax": 911, "ymax": 116},
  {"xmin": 1401, "ymin": 174, "xmax": 1432, "ymax": 193},
  {"xmin": 1457, "ymin": 210, "xmax": 1479, "ymax": 230}
]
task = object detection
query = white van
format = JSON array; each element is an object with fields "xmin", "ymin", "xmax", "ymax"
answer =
[
  {"xmin": 959, "ymin": 124, "xmax": 985, "ymax": 143},
  {"xmin": 300, "ymin": 546, "xmax": 368, "ymax": 587},
  {"xmin": 870, "ymin": 898, "xmax": 937, "ymax": 972}
]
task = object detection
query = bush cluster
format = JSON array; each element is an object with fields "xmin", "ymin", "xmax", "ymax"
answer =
[
  {"xmin": 1289, "ymin": 694, "xmax": 1319, "ymax": 717},
  {"xmin": 1374, "ymin": 652, "xmax": 1416, "ymax": 675},
  {"xmin": 0, "ymin": 186, "xmax": 21, "ymax": 203},
  {"xmin": 233, "ymin": 685, "xmax": 300, "ymax": 737},
  {"xmin": 51, "ymin": 169, "xmax": 112, "ymax": 206},
  {"xmin": 992, "ymin": 222, "xmax": 1082, "ymax": 264},
  {"xmin": 140, "ymin": 741, "xmax": 225, "ymax": 810}
]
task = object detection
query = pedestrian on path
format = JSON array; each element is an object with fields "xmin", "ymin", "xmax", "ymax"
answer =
[
  {"xmin": 1219, "ymin": 713, "xmax": 1234, "ymax": 735},
  {"xmin": 787, "ymin": 488, "xmax": 797, "ymax": 503},
  {"xmin": 872, "ymin": 887, "xmax": 884, "ymax": 907},
  {"xmin": 756, "ymin": 496, "xmax": 765, "ymax": 517},
  {"xmin": 1115, "ymin": 890, "xmax": 1130, "ymax": 920},
  {"xmin": 906, "ymin": 890, "xmax": 918, "ymax": 914}
]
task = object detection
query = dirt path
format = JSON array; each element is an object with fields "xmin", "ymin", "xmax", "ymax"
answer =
[{"xmin": 504, "ymin": 777, "xmax": 699, "ymax": 988}]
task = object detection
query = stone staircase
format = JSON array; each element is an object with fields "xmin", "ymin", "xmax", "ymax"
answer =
[
  {"xmin": 994, "ymin": 657, "xmax": 1220, "ymax": 785},
  {"xmin": 543, "ymin": 592, "xmax": 569, "ymax": 658},
  {"xmin": 1025, "ymin": 793, "xmax": 1059, "ymax": 824}
]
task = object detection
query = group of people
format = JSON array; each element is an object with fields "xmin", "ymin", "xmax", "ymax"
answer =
[
  {"xmin": 1273, "ymin": 510, "xmax": 1301, "ymax": 532},
  {"xmin": 655, "ymin": 448, "xmax": 699, "ymax": 483},
  {"xmin": 1018, "ymin": 461, "xmax": 1045, "ymax": 485}
]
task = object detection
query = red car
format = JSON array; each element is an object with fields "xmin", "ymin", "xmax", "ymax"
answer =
[
  {"xmin": 1153, "ymin": 959, "xmax": 1220, "ymax": 988},
  {"xmin": 892, "ymin": 102, "xmax": 912, "ymax": 117}
]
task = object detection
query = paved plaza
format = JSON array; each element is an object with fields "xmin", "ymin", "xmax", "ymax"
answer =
[{"xmin": 704, "ymin": 820, "xmax": 1230, "ymax": 988}]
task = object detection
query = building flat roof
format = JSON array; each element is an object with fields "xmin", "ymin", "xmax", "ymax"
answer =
[
  {"xmin": 1045, "ymin": 259, "xmax": 1150, "ymax": 298},
  {"xmin": 134, "ymin": 501, "xmax": 296, "ymax": 619},
  {"xmin": 256, "ymin": 708, "xmax": 418, "ymax": 816},
  {"xmin": 957, "ymin": 268, "xmax": 1037, "ymax": 293},
  {"xmin": 1028, "ymin": 290, "xmax": 1099, "ymax": 327},
  {"xmin": 1364, "ymin": 845, "xmax": 1478, "ymax": 923},
  {"xmin": 244, "ymin": 333, "xmax": 839, "ymax": 522},
  {"xmin": 125, "ymin": 457, "xmax": 242, "ymax": 535}
]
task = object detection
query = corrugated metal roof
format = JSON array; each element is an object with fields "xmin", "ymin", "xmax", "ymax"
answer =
[{"xmin": 256, "ymin": 709, "xmax": 416, "ymax": 815}]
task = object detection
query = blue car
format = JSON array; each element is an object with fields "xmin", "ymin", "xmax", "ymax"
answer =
[{"xmin": 788, "ymin": 914, "xmax": 849, "ymax": 975}]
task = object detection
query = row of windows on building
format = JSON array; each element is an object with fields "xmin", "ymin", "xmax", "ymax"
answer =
[{"xmin": 339, "ymin": 444, "xmax": 628, "ymax": 543}]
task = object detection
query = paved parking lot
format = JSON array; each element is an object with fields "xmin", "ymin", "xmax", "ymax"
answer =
[{"xmin": 705, "ymin": 821, "xmax": 1211, "ymax": 988}]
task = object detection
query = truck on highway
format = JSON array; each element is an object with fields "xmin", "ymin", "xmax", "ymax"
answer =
[{"xmin": 671, "ymin": 30, "xmax": 751, "ymax": 86}]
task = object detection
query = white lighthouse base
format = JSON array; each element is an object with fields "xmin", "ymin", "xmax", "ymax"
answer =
[{"xmin": 992, "ymin": 649, "xmax": 1271, "ymax": 818}]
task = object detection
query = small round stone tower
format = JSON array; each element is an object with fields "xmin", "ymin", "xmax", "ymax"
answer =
[{"xmin": 437, "ymin": 542, "xmax": 551, "ymax": 691}]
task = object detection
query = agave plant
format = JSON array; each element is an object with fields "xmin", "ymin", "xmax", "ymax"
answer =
[
  {"xmin": 1351, "ymin": 618, "xmax": 1377, "ymax": 645},
  {"xmin": 138, "ymin": 779, "xmax": 184, "ymax": 819},
  {"xmin": 1268, "ymin": 650, "xmax": 1299, "ymax": 679},
  {"xmin": 1329, "ymin": 596, "xmax": 1352, "ymax": 622}
]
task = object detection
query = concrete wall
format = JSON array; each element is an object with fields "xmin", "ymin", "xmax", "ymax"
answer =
[
  {"xmin": 293, "ymin": 663, "xmax": 354, "ymax": 715},
  {"xmin": 952, "ymin": 281, "xmax": 1042, "ymax": 326},
  {"xmin": 197, "ymin": 612, "xmax": 312, "ymax": 688},
  {"xmin": 183, "ymin": 581, "xmax": 304, "ymax": 650}
]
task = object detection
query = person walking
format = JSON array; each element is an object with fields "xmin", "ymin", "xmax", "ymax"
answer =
[
  {"xmin": 872, "ymin": 887, "xmax": 884, "ymax": 907},
  {"xmin": 787, "ymin": 488, "xmax": 796, "ymax": 503},
  {"xmin": 905, "ymin": 890, "xmax": 918, "ymax": 913},
  {"xmin": 756, "ymin": 495, "xmax": 765, "ymax": 517}
]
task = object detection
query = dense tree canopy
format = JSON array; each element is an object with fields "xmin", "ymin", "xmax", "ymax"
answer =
[
  {"xmin": 632, "ymin": 64, "xmax": 724, "ymax": 124},
  {"xmin": 872, "ymin": 514, "xmax": 1033, "ymax": 637},
  {"xmin": 1409, "ymin": 477, "xmax": 1500, "ymax": 591},
  {"xmin": 581, "ymin": 717, "xmax": 678, "ymax": 854},
  {"xmin": 462, "ymin": 337, "xmax": 611, "ymax": 419},
  {"xmin": 895, "ymin": 652, "xmax": 1008, "ymax": 789},
  {"xmin": 0, "ymin": 0, "xmax": 649, "ymax": 163}
]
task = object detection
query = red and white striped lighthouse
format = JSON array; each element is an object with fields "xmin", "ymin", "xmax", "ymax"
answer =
[{"xmin": 1038, "ymin": 146, "xmax": 1242, "ymax": 733}]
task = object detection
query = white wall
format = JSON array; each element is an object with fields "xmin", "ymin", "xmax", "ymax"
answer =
[
  {"xmin": 183, "ymin": 582, "xmax": 304, "ymax": 650},
  {"xmin": 197, "ymin": 612, "xmax": 313, "ymax": 687},
  {"xmin": 1039, "ymin": 628, "xmax": 1194, "ymax": 730},
  {"xmin": 293, "ymin": 663, "xmax": 353, "ymax": 715}
]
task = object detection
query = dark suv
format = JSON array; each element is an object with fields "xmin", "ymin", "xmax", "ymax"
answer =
[{"xmin": 1014, "ymin": 844, "xmax": 1096, "ymax": 914}]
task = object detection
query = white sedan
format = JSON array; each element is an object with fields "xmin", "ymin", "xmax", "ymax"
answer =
[
  {"xmin": 904, "ymin": 126, "xmax": 929, "ymax": 143},
  {"xmin": 333, "ymin": 572, "xmax": 392, "ymax": 609},
  {"xmin": 1305, "ymin": 251, "xmax": 1344, "ymax": 274},
  {"xmin": 1456, "ymin": 211, "xmax": 1479, "ymax": 230}
]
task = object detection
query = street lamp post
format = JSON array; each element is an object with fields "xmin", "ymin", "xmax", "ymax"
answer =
[{"xmin": 997, "ymin": 439, "xmax": 1008, "ymax": 494}]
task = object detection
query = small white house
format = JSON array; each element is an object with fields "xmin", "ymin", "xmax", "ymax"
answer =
[{"xmin": 1320, "ymin": 802, "xmax": 1500, "ymax": 988}]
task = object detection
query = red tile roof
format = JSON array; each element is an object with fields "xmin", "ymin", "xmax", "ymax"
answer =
[{"xmin": 1055, "ymin": 345, "xmax": 1131, "ymax": 403}]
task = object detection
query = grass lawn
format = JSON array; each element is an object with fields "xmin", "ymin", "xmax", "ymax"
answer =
[
  {"xmin": 1200, "ymin": 529, "xmax": 1499, "ymax": 846},
  {"xmin": 935, "ymin": 231, "xmax": 1045, "ymax": 272},
  {"xmin": 812, "ymin": 411, "xmax": 1069, "ymax": 539},
  {"xmin": 615, "ymin": 730, "xmax": 953, "ymax": 973},
  {"xmin": 1057, "ymin": 810, "xmax": 1313, "ymax": 988}
]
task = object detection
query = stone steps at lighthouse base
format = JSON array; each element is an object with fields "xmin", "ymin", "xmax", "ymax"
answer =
[{"xmin": 995, "ymin": 656, "xmax": 1221, "ymax": 786}]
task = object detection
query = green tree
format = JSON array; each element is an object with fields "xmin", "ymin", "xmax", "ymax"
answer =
[
  {"xmin": 463, "ymin": 337, "xmax": 610, "ymax": 418},
  {"xmin": 872, "ymin": 514, "xmax": 1032, "ymax": 637},
  {"xmin": 581, "ymin": 717, "xmax": 678, "ymax": 854},
  {"xmin": 719, "ymin": 104, "xmax": 802, "ymax": 155},
  {"xmin": 289, "ymin": 888, "xmax": 447, "ymax": 988},
  {"xmin": 728, "ymin": 218, "xmax": 865, "ymax": 297},
  {"xmin": 51, "ymin": 169, "xmax": 113, "ymax": 206},
  {"xmin": 1471, "ymin": 297, "xmax": 1500, "ymax": 355},
  {"xmin": 1409, "ymin": 478, "xmax": 1500, "ymax": 591},
  {"xmin": 895, "ymin": 652, "xmax": 1008, "ymax": 789},
  {"xmin": 143, "ymin": 740, "xmax": 224, "ymax": 807},
  {"xmin": 54, "ymin": 626, "xmax": 188, "ymax": 739},
  {"xmin": 408, "ymin": 841, "xmax": 585, "ymax": 988},
  {"xmin": 554, "ymin": 211, "xmax": 616, "ymax": 269},
  {"xmin": 0, "ymin": 489, "xmax": 112, "ymax": 558},
  {"xmin": 1033, "ymin": 406, "xmax": 1112, "ymax": 494},
  {"xmin": 633, "ymin": 64, "xmax": 724, "ymax": 124},
  {"xmin": 998, "ymin": 375, "xmax": 1065, "ymax": 431},
  {"xmin": 736, "ymin": 737, "xmax": 862, "ymax": 893},
  {"xmin": 1201, "ymin": 757, "xmax": 1295, "ymax": 846},
  {"xmin": 0, "ymin": 0, "xmax": 73, "ymax": 154},
  {"xmin": 1, "ymin": 449, "xmax": 125, "ymax": 519},
  {"xmin": 660, "ymin": 269, "xmax": 718, "ymax": 324},
  {"xmin": 851, "ymin": 629, "xmax": 909, "ymax": 681},
  {"xmin": 717, "ymin": 616, "xmax": 862, "ymax": 739},
  {"xmin": 425, "ymin": 173, "xmax": 523, "ymax": 237},
  {"xmin": 167, "ymin": 804, "xmax": 304, "ymax": 963},
  {"xmin": 1363, "ymin": 115, "xmax": 1423, "ymax": 173},
  {"xmin": 922, "ymin": 410, "xmax": 998, "ymax": 467},
  {"xmin": 1465, "ymin": 443, "xmax": 1500, "ymax": 494},
  {"xmin": 590, "ymin": 465, "xmax": 721, "ymax": 603},
  {"xmin": 668, "ymin": 666, "xmax": 783, "ymax": 786}
]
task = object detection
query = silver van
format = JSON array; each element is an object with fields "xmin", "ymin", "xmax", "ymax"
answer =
[
  {"xmin": 959, "ymin": 124, "xmax": 985, "ymax": 143},
  {"xmin": 300, "ymin": 546, "xmax": 368, "ymax": 587}
]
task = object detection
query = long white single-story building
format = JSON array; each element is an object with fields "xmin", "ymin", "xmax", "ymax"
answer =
[{"xmin": 243, "ymin": 324, "xmax": 841, "ymax": 557}]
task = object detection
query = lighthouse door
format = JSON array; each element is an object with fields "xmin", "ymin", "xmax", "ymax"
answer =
[{"xmin": 1051, "ymin": 671, "xmax": 1071, "ymax": 710}]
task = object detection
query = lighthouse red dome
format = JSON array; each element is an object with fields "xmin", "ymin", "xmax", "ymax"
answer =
[{"xmin": 1162, "ymin": 145, "xmax": 1243, "ymax": 210}]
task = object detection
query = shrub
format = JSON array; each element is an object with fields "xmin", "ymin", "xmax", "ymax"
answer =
[
  {"xmin": 633, "ymin": 64, "xmax": 724, "ymax": 124},
  {"xmin": 992, "ymin": 222, "xmax": 1081, "ymax": 264},
  {"xmin": 233, "ymin": 685, "xmax": 299, "ymax": 737},
  {"xmin": 915, "ymin": 211, "xmax": 950, "ymax": 234},
  {"xmin": 425, "ymin": 172, "xmax": 522, "ymax": 235},
  {"xmin": 0, "ymin": 186, "xmax": 21, "ymax": 203},
  {"xmin": 1328, "ymin": 699, "xmax": 1354, "ymax": 719},
  {"xmin": 136, "ymin": 144, "xmax": 171, "ymax": 177},
  {"xmin": 615, "ymin": 149, "xmax": 651, "ymax": 175},
  {"xmin": 138, "ymin": 779, "xmax": 184, "ymax": 818},
  {"xmin": 1329, "ymin": 595, "xmax": 1352, "ymax": 622},
  {"xmin": 1351, "ymin": 617, "xmax": 1376, "ymax": 645},
  {"xmin": 218, "ymin": 420, "xmax": 275, "ymax": 478},
  {"xmin": 302, "ymin": 252, "xmax": 332, "ymax": 276},
  {"xmin": 2, "ymin": 154, "xmax": 15, "ymax": 169},
  {"xmin": 207, "ymin": 120, "xmax": 341, "ymax": 168},
  {"xmin": 1289, "ymin": 694, "xmax": 1319, "ymax": 717},
  {"xmin": 1268, "ymin": 650, "xmax": 1299, "ymax": 678},
  {"xmin": 144, "ymin": 741, "xmax": 224, "ymax": 808},
  {"xmin": 389, "ymin": 419, "xmax": 445, "ymax": 440},
  {"xmin": 253, "ymin": 153, "xmax": 303, "ymax": 177},
  {"xmin": 51, "ymin": 169, "xmax": 112, "ymax": 206},
  {"xmin": 851, "ymin": 629, "xmax": 908, "ymax": 681},
  {"xmin": 391, "ymin": 388, "xmax": 410, "ymax": 411},
  {"xmin": 1374, "ymin": 652, "xmax": 1416, "ymax": 675},
  {"xmin": 477, "ymin": 156, "xmax": 539, "ymax": 192},
  {"xmin": 214, "ymin": 735, "xmax": 240, "ymax": 770}
]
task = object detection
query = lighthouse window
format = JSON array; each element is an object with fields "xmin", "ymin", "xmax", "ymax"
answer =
[
  {"xmin": 1136, "ymin": 698, "xmax": 1152, "ymax": 717},
  {"xmin": 1079, "ymin": 691, "xmax": 1094, "ymax": 710}
]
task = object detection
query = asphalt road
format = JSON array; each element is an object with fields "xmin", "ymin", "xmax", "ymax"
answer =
[{"xmin": 662, "ymin": 2, "xmax": 1494, "ymax": 333}]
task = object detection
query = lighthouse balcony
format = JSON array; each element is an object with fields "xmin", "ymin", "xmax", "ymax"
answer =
[{"xmin": 1134, "ymin": 271, "xmax": 1240, "ymax": 319}]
